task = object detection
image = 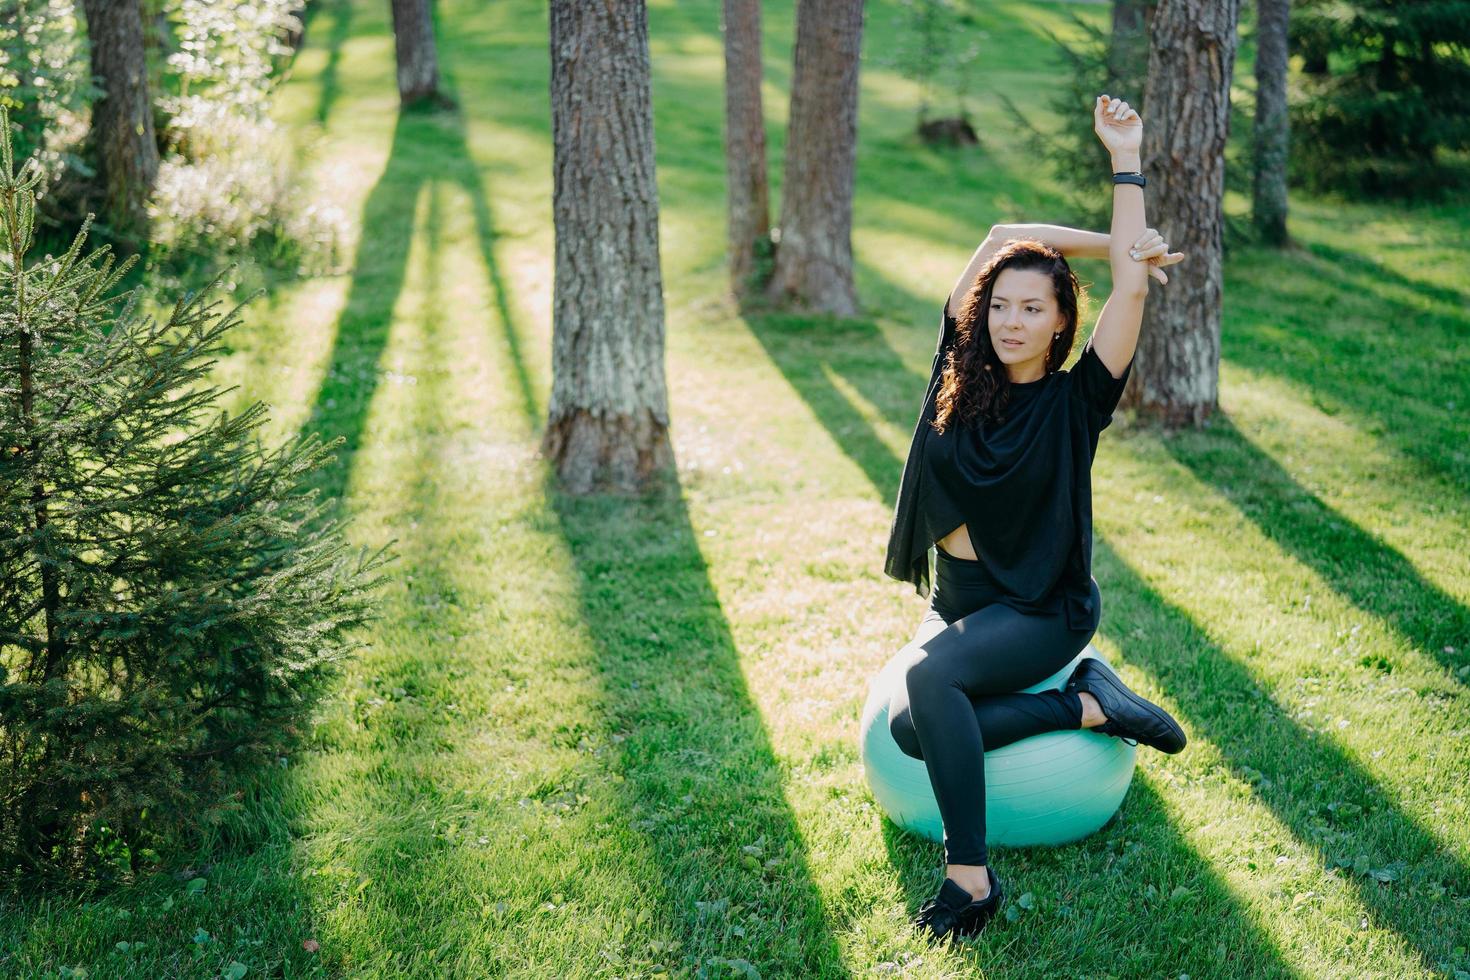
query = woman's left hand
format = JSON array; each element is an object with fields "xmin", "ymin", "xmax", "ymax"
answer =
[
  {"xmin": 1129, "ymin": 228, "xmax": 1186, "ymax": 285},
  {"xmin": 1094, "ymin": 94, "xmax": 1142, "ymax": 156}
]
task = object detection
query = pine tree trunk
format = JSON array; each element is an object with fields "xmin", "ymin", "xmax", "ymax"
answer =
[
  {"xmin": 722, "ymin": 0, "xmax": 771, "ymax": 301},
  {"xmin": 1120, "ymin": 0, "xmax": 1242, "ymax": 427},
  {"xmin": 765, "ymin": 0, "xmax": 863, "ymax": 317},
  {"xmin": 1252, "ymin": 0, "xmax": 1290, "ymax": 246},
  {"xmin": 1108, "ymin": 0, "xmax": 1154, "ymax": 81},
  {"xmin": 81, "ymin": 0, "xmax": 160, "ymax": 235},
  {"xmin": 543, "ymin": 0, "xmax": 672, "ymax": 494},
  {"xmin": 390, "ymin": 0, "xmax": 440, "ymax": 106}
]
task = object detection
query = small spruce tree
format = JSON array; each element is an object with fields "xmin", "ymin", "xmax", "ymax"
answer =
[
  {"xmin": 0, "ymin": 108, "xmax": 391, "ymax": 877},
  {"xmin": 881, "ymin": 0, "xmax": 983, "ymax": 145},
  {"xmin": 1289, "ymin": 0, "xmax": 1470, "ymax": 198}
]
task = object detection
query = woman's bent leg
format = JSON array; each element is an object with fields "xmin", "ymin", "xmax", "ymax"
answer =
[
  {"xmin": 890, "ymin": 687, "xmax": 1082, "ymax": 760},
  {"xmin": 897, "ymin": 600, "xmax": 1093, "ymax": 866},
  {"xmin": 888, "ymin": 600, "xmax": 1088, "ymax": 760}
]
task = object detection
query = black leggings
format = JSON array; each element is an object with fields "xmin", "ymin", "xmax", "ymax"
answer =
[{"xmin": 887, "ymin": 547, "xmax": 1095, "ymax": 866}]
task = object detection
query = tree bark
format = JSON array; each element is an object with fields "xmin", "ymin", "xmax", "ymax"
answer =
[
  {"xmin": 1252, "ymin": 0, "xmax": 1290, "ymax": 246},
  {"xmin": 1120, "ymin": 0, "xmax": 1242, "ymax": 427},
  {"xmin": 722, "ymin": 0, "xmax": 771, "ymax": 302},
  {"xmin": 765, "ymin": 0, "xmax": 864, "ymax": 317},
  {"xmin": 543, "ymin": 0, "xmax": 672, "ymax": 494},
  {"xmin": 81, "ymin": 0, "xmax": 160, "ymax": 235},
  {"xmin": 390, "ymin": 0, "xmax": 441, "ymax": 106}
]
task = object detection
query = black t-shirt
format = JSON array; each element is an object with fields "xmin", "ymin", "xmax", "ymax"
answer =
[{"xmin": 883, "ymin": 296, "xmax": 1133, "ymax": 633}]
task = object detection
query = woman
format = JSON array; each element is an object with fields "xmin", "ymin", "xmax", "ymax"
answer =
[{"xmin": 882, "ymin": 95, "xmax": 1189, "ymax": 943}]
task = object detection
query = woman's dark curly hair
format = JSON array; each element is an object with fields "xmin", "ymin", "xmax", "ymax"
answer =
[{"xmin": 932, "ymin": 238, "xmax": 1086, "ymax": 434}]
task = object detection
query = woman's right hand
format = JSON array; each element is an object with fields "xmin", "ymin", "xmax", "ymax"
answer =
[{"xmin": 1128, "ymin": 227, "xmax": 1186, "ymax": 285}]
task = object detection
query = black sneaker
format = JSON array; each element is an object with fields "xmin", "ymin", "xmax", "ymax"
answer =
[
  {"xmin": 912, "ymin": 866, "xmax": 1003, "ymax": 943},
  {"xmin": 1064, "ymin": 656, "xmax": 1187, "ymax": 754}
]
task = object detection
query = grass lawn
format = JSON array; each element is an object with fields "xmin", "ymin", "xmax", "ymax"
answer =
[{"xmin": 4, "ymin": 0, "xmax": 1468, "ymax": 976}]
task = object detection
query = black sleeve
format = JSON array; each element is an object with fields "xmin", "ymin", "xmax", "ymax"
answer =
[{"xmin": 1070, "ymin": 339, "xmax": 1133, "ymax": 420}]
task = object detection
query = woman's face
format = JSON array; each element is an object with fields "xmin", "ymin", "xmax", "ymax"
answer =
[{"xmin": 986, "ymin": 267, "xmax": 1063, "ymax": 381}]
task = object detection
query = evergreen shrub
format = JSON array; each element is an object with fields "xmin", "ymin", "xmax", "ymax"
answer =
[{"xmin": 0, "ymin": 109, "xmax": 391, "ymax": 879}]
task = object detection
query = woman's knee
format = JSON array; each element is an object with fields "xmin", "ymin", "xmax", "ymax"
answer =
[
  {"xmin": 903, "ymin": 650, "xmax": 951, "ymax": 704},
  {"xmin": 888, "ymin": 707, "xmax": 924, "ymax": 760}
]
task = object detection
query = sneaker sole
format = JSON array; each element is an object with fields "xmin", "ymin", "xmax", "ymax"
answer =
[{"xmin": 1076, "ymin": 657, "xmax": 1187, "ymax": 753}]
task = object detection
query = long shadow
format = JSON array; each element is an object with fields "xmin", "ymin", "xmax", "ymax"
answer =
[
  {"xmin": 304, "ymin": 103, "xmax": 452, "ymax": 508},
  {"xmin": 391, "ymin": 92, "xmax": 852, "ymax": 972},
  {"xmin": 283, "ymin": 181, "xmax": 687, "ymax": 973},
  {"xmin": 546, "ymin": 485, "xmax": 850, "ymax": 975},
  {"xmin": 1096, "ymin": 537, "xmax": 1470, "ymax": 973},
  {"xmin": 745, "ymin": 309, "xmax": 929, "ymax": 505},
  {"xmin": 1301, "ymin": 238, "xmax": 1469, "ymax": 312},
  {"xmin": 1225, "ymin": 238, "xmax": 1469, "ymax": 500},
  {"xmin": 1163, "ymin": 413, "xmax": 1470, "ymax": 683},
  {"xmin": 268, "ymin": 113, "xmax": 476, "ymax": 972},
  {"xmin": 308, "ymin": 0, "xmax": 354, "ymax": 126},
  {"xmin": 877, "ymin": 776, "xmax": 1299, "ymax": 976},
  {"xmin": 433, "ymin": 65, "xmax": 540, "ymax": 425}
]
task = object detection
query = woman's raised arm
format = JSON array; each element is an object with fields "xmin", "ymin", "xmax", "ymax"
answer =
[
  {"xmin": 948, "ymin": 224, "xmax": 1109, "ymax": 314},
  {"xmin": 1089, "ymin": 94, "xmax": 1150, "ymax": 379},
  {"xmin": 947, "ymin": 228, "xmax": 1009, "ymax": 315},
  {"xmin": 995, "ymin": 223, "xmax": 1112, "ymax": 261}
]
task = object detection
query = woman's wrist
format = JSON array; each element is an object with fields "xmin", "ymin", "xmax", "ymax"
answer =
[{"xmin": 1110, "ymin": 153, "xmax": 1142, "ymax": 173}]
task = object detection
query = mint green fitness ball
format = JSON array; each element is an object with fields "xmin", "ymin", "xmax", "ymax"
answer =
[{"xmin": 859, "ymin": 645, "xmax": 1136, "ymax": 848}]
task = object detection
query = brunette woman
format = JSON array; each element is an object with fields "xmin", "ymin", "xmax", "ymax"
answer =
[{"xmin": 883, "ymin": 95, "xmax": 1189, "ymax": 943}]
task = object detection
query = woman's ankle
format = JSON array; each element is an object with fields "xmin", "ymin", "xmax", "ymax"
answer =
[
  {"xmin": 1076, "ymin": 690, "xmax": 1105, "ymax": 728},
  {"xmin": 946, "ymin": 863, "xmax": 992, "ymax": 901}
]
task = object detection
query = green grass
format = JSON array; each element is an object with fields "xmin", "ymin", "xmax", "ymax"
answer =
[{"xmin": 4, "ymin": 0, "xmax": 1469, "ymax": 976}]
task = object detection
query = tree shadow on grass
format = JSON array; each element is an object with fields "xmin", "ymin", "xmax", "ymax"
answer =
[
  {"xmin": 1095, "ymin": 537, "xmax": 1470, "ymax": 974},
  {"xmin": 306, "ymin": 0, "xmax": 354, "ymax": 127},
  {"xmin": 1298, "ymin": 238, "xmax": 1469, "ymax": 313},
  {"xmin": 877, "ymin": 776, "xmax": 1301, "ymax": 977},
  {"xmin": 744, "ymin": 308, "xmax": 929, "ymax": 507},
  {"xmin": 304, "ymin": 100, "xmax": 522, "ymax": 507},
  {"xmin": 1225, "ymin": 238, "xmax": 1469, "ymax": 501},
  {"xmin": 301, "ymin": 108, "xmax": 421, "ymax": 508},
  {"xmin": 301, "ymin": 94, "xmax": 850, "ymax": 970},
  {"xmin": 546, "ymin": 483, "xmax": 850, "ymax": 975},
  {"xmin": 1162, "ymin": 412, "xmax": 1469, "ymax": 684},
  {"xmin": 275, "ymin": 178, "xmax": 697, "ymax": 973}
]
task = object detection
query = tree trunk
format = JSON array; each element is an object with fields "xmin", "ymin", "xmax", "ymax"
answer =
[
  {"xmin": 81, "ymin": 0, "xmax": 160, "ymax": 236},
  {"xmin": 390, "ymin": 0, "xmax": 441, "ymax": 106},
  {"xmin": 1108, "ymin": 0, "xmax": 1155, "ymax": 82},
  {"xmin": 1252, "ymin": 0, "xmax": 1290, "ymax": 246},
  {"xmin": 543, "ymin": 0, "xmax": 672, "ymax": 494},
  {"xmin": 765, "ymin": 0, "xmax": 864, "ymax": 317},
  {"xmin": 722, "ymin": 0, "xmax": 771, "ymax": 302},
  {"xmin": 1120, "ymin": 0, "xmax": 1242, "ymax": 428}
]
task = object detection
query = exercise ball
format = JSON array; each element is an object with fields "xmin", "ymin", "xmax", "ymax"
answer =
[{"xmin": 858, "ymin": 644, "xmax": 1135, "ymax": 848}]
